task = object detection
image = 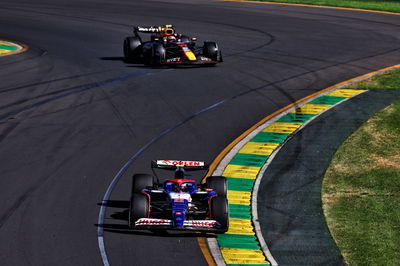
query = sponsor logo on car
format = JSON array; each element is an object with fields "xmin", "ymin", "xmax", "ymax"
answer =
[
  {"xmin": 199, "ymin": 56, "xmax": 212, "ymax": 62},
  {"xmin": 137, "ymin": 26, "xmax": 158, "ymax": 32},
  {"xmin": 157, "ymin": 160, "xmax": 205, "ymax": 167},
  {"xmin": 136, "ymin": 218, "xmax": 171, "ymax": 225},
  {"xmin": 185, "ymin": 220, "xmax": 217, "ymax": 227},
  {"xmin": 166, "ymin": 57, "xmax": 181, "ymax": 63}
]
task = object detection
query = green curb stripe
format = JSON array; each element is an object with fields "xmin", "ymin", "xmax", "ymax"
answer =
[
  {"xmin": 276, "ymin": 113, "xmax": 315, "ymax": 123},
  {"xmin": 229, "ymin": 204, "xmax": 252, "ymax": 219},
  {"xmin": 250, "ymin": 132, "xmax": 289, "ymax": 143},
  {"xmin": 217, "ymin": 234, "xmax": 261, "ymax": 249},
  {"xmin": 308, "ymin": 95, "xmax": 346, "ymax": 105},
  {"xmin": 229, "ymin": 153, "xmax": 270, "ymax": 167},
  {"xmin": 227, "ymin": 177, "xmax": 255, "ymax": 192},
  {"xmin": 0, "ymin": 44, "xmax": 17, "ymax": 51}
]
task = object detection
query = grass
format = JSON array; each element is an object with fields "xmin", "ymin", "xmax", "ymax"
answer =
[
  {"xmin": 322, "ymin": 67, "xmax": 400, "ymax": 265},
  {"xmin": 253, "ymin": 0, "xmax": 400, "ymax": 13}
]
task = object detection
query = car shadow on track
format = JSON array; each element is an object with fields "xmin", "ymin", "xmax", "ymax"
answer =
[
  {"xmin": 95, "ymin": 200, "xmax": 216, "ymax": 238},
  {"xmin": 99, "ymin": 57, "xmax": 212, "ymax": 69}
]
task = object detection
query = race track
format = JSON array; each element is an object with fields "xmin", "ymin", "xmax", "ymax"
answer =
[{"xmin": 0, "ymin": 0, "xmax": 399, "ymax": 265}]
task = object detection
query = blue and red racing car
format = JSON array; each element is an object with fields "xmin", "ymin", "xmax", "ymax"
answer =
[
  {"xmin": 123, "ymin": 25, "xmax": 223, "ymax": 66},
  {"xmin": 128, "ymin": 160, "xmax": 229, "ymax": 233}
]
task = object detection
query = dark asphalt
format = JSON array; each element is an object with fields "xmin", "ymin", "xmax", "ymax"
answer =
[
  {"xmin": 0, "ymin": 0, "xmax": 400, "ymax": 265},
  {"xmin": 258, "ymin": 90, "xmax": 400, "ymax": 265}
]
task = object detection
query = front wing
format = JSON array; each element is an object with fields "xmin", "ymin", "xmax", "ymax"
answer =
[
  {"xmin": 163, "ymin": 55, "xmax": 219, "ymax": 65},
  {"xmin": 134, "ymin": 218, "xmax": 222, "ymax": 231}
]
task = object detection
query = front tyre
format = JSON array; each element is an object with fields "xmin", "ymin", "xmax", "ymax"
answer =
[
  {"xmin": 203, "ymin": 41, "xmax": 220, "ymax": 62},
  {"xmin": 143, "ymin": 43, "xmax": 166, "ymax": 67},
  {"xmin": 123, "ymin": 37, "xmax": 142, "ymax": 62},
  {"xmin": 211, "ymin": 196, "xmax": 229, "ymax": 232},
  {"xmin": 129, "ymin": 193, "xmax": 149, "ymax": 228},
  {"xmin": 206, "ymin": 176, "xmax": 227, "ymax": 197},
  {"xmin": 131, "ymin": 174, "xmax": 154, "ymax": 193}
]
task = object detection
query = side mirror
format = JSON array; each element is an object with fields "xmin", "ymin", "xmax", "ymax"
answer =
[{"xmin": 191, "ymin": 37, "xmax": 197, "ymax": 41}]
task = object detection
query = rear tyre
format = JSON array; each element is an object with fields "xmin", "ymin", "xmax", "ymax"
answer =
[
  {"xmin": 206, "ymin": 176, "xmax": 227, "ymax": 197},
  {"xmin": 123, "ymin": 37, "xmax": 142, "ymax": 62},
  {"xmin": 129, "ymin": 193, "xmax": 149, "ymax": 228},
  {"xmin": 131, "ymin": 174, "xmax": 154, "ymax": 193},
  {"xmin": 211, "ymin": 196, "xmax": 229, "ymax": 232},
  {"xmin": 203, "ymin": 41, "xmax": 219, "ymax": 62}
]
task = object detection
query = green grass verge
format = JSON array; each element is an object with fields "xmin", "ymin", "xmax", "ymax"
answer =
[
  {"xmin": 256, "ymin": 0, "xmax": 400, "ymax": 13},
  {"xmin": 323, "ymin": 67, "xmax": 400, "ymax": 265}
]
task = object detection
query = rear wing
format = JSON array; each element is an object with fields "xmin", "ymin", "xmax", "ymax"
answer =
[
  {"xmin": 134, "ymin": 26, "xmax": 160, "ymax": 33},
  {"xmin": 133, "ymin": 25, "xmax": 175, "ymax": 37},
  {"xmin": 151, "ymin": 160, "xmax": 208, "ymax": 171}
]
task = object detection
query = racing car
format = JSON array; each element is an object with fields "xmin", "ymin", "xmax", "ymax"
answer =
[
  {"xmin": 123, "ymin": 25, "xmax": 223, "ymax": 66},
  {"xmin": 128, "ymin": 160, "xmax": 229, "ymax": 233}
]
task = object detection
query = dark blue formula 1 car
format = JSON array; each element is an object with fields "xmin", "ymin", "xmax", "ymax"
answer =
[
  {"xmin": 123, "ymin": 25, "xmax": 223, "ymax": 67},
  {"xmin": 128, "ymin": 160, "xmax": 229, "ymax": 233}
]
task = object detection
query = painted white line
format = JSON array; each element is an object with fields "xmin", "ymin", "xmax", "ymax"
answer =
[{"xmin": 207, "ymin": 238, "xmax": 226, "ymax": 266}]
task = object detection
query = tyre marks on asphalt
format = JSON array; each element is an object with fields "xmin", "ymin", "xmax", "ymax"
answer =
[{"xmin": 209, "ymin": 89, "xmax": 365, "ymax": 266}]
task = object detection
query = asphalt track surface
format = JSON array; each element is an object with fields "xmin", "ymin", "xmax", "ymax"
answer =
[{"xmin": 0, "ymin": 0, "xmax": 400, "ymax": 265}]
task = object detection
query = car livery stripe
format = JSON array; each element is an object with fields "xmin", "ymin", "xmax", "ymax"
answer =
[
  {"xmin": 0, "ymin": 40, "xmax": 27, "ymax": 56},
  {"xmin": 207, "ymin": 88, "xmax": 367, "ymax": 265}
]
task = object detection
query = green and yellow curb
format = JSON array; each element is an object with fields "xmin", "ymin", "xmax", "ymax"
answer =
[
  {"xmin": 0, "ymin": 40, "xmax": 27, "ymax": 56},
  {"xmin": 205, "ymin": 89, "xmax": 366, "ymax": 265}
]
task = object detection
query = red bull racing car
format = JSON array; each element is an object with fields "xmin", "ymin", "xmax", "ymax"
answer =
[
  {"xmin": 128, "ymin": 160, "xmax": 229, "ymax": 233},
  {"xmin": 123, "ymin": 25, "xmax": 223, "ymax": 66}
]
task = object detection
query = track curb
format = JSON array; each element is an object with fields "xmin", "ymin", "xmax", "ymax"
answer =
[
  {"xmin": 0, "ymin": 40, "xmax": 28, "ymax": 57},
  {"xmin": 221, "ymin": 0, "xmax": 400, "ymax": 16},
  {"xmin": 202, "ymin": 64, "xmax": 400, "ymax": 265}
]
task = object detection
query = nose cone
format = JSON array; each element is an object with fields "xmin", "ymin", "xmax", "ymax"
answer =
[{"xmin": 173, "ymin": 211, "xmax": 185, "ymax": 228}]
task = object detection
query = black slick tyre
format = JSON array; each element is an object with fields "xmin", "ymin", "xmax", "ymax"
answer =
[
  {"xmin": 123, "ymin": 37, "xmax": 141, "ymax": 62},
  {"xmin": 206, "ymin": 176, "xmax": 227, "ymax": 197},
  {"xmin": 211, "ymin": 196, "xmax": 229, "ymax": 232},
  {"xmin": 203, "ymin": 41, "xmax": 219, "ymax": 62},
  {"xmin": 131, "ymin": 174, "xmax": 154, "ymax": 193},
  {"xmin": 129, "ymin": 193, "xmax": 149, "ymax": 228}
]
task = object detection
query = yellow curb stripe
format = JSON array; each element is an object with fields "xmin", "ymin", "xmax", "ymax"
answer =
[
  {"xmin": 223, "ymin": 164, "xmax": 261, "ymax": 179},
  {"xmin": 221, "ymin": 248, "xmax": 267, "ymax": 264},
  {"xmin": 262, "ymin": 122, "xmax": 303, "ymax": 134},
  {"xmin": 290, "ymin": 104, "xmax": 332, "ymax": 114},
  {"xmin": 238, "ymin": 142, "xmax": 280, "ymax": 155},
  {"xmin": 228, "ymin": 190, "xmax": 252, "ymax": 205},
  {"xmin": 226, "ymin": 218, "xmax": 254, "ymax": 235},
  {"xmin": 325, "ymin": 89, "xmax": 365, "ymax": 97}
]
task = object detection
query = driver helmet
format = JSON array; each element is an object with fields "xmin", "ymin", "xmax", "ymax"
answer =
[
  {"xmin": 166, "ymin": 35, "xmax": 176, "ymax": 42},
  {"xmin": 180, "ymin": 182, "xmax": 196, "ymax": 192},
  {"xmin": 164, "ymin": 181, "xmax": 179, "ymax": 192}
]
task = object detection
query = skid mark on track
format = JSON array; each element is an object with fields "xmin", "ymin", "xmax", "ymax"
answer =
[{"xmin": 0, "ymin": 70, "xmax": 165, "ymax": 121}]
